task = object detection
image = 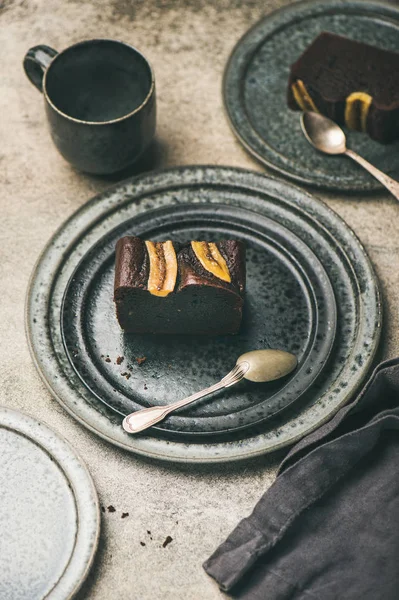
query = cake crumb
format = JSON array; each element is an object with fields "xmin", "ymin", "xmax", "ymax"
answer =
[
  {"xmin": 147, "ymin": 530, "xmax": 151, "ymax": 535},
  {"xmin": 105, "ymin": 357, "xmax": 111, "ymax": 363},
  {"xmin": 121, "ymin": 512, "xmax": 129, "ymax": 519},
  {"xmin": 140, "ymin": 541, "xmax": 146, "ymax": 547},
  {"xmin": 144, "ymin": 384, "xmax": 148, "ymax": 390},
  {"xmin": 116, "ymin": 356, "xmax": 124, "ymax": 365},
  {"xmin": 136, "ymin": 356, "xmax": 147, "ymax": 366},
  {"xmin": 107, "ymin": 505, "xmax": 116, "ymax": 513},
  {"xmin": 162, "ymin": 536, "xmax": 173, "ymax": 548},
  {"xmin": 121, "ymin": 372, "xmax": 131, "ymax": 380}
]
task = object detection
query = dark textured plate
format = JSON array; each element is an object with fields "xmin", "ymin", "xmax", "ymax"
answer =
[
  {"xmin": 223, "ymin": 0, "xmax": 399, "ymax": 192},
  {"xmin": 0, "ymin": 407, "xmax": 99, "ymax": 600},
  {"xmin": 26, "ymin": 167, "xmax": 382, "ymax": 462},
  {"xmin": 61, "ymin": 203, "xmax": 336, "ymax": 438}
]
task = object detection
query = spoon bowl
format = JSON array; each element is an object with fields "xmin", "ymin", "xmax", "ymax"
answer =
[
  {"xmin": 301, "ymin": 112, "xmax": 347, "ymax": 155},
  {"xmin": 237, "ymin": 349, "xmax": 298, "ymax": 383}
]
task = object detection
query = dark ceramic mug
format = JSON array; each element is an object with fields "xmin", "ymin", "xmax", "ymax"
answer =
[{"xmin": 23, "ymin": 39, "xmax": 156, "ymax": 174}]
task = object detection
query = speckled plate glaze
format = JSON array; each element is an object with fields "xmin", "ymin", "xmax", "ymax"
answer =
[
  {"xmin": 60, "ymin": 203, "xmax": 336, "ymax": 438},
  {"xmin": 26, "ymin": 167, "xmax": 382, "ymax": 463},
  {"xmin": 0, "ymin": 407, "xmax": 99, "ymax": 600},
  {"xmin": 223, "ymin": 0, "xmax": 399, "ymax": 192}
]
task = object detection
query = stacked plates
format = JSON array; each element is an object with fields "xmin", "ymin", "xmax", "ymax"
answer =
[{"xmin": 26, "ymin": 166, "xmax": 381, "ymax": 463}]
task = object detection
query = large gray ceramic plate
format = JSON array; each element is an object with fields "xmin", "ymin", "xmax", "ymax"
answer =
[
  {"xmin": 0, "ymin": 407, "xmax": 99, "ymax": 600},
  {"xmin": 223, "ymin": 0, "xmax": 399, "ymax": 192},
  {"xmin": 26, "ymin": 166, "xmax": 381, "ymax": 463}
]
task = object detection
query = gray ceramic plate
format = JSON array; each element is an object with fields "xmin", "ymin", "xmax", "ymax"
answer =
[
  {"xmin": 223, "ymin": 0, "xmax": 399, "ymax": 192},
  {"xmin": 61, "ymin": 203, "xmax": 336, "ymax": 438},
  {"xmin": 0, "ymin": 407, "xmax": 99, "ymax": 600},
  {"xmin": 26, "ymin": 166, "xmax": 382, "ymax": 463}
]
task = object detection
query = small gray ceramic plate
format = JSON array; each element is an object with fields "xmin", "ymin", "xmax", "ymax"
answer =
[
  {"xmin": 0, "ymin": 407, "xmax": 100, "ymax": 600},
  {"xmin": 61, "ymin": 203, "xmax": 336, "ymax": 438},
  {"xmin": 26, "ymin": 166, "xmax": 381, "ymax": 463},
  {"xmin": 223, "ymin": 0, "xmax": 399, "ymax": 192}
]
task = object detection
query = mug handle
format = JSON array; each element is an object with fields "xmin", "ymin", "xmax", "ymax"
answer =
[{"xmin": 23, "ymin": 45, "xmax": 58, "ymax": 92}]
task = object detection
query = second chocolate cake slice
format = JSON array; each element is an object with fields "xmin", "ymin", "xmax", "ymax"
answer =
[
  {"xmin": 287, "ymin": 32, "xmax": 399, "ymax": 143},
  {"xmin": 114, "ymin": 237, "xmax": 246, "ymax": 335}
]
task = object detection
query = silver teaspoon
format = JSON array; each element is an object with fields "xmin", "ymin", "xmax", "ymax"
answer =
[
  {"xmin": 122, "ymin": 349, "xmax": 297, "ymax": 434},
  {"xmin": 301, "ymin": 111, "xmax": 399, "ymax": 201}
]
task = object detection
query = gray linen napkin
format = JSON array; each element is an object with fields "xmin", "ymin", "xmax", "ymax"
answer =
[{"xmin": 204, "ymin": 357, "xmax": 399, "ymax": 600}]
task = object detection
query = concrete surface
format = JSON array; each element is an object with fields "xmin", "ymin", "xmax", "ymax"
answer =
[{"xmin": 1, "ymin": 0, "xmax": 399, "ymax": 598}]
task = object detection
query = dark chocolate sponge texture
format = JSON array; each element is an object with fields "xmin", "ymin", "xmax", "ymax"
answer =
[
  {"xmin": 288, "ymin": 32, "xmax": 399, "ymax": 143},
  {"xmin": 114, "ymin": 237, "xmax": 246, "ymax": 335}
]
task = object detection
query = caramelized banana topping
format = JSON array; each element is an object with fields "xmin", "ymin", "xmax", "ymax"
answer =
[
  {"xmin": 344, "ymin": 92, "xmax": 373, "ymax": 132},
  {"xmin": 145, "ymin": 240, "xmax": 177, "ymax": 297},
  {"xmin": 291, "ymin": 79, "xmax": 319, "ymax": 113},
  {"xmin": 191, "ymin": 241, "xmax": 231, "ymax": 283}
]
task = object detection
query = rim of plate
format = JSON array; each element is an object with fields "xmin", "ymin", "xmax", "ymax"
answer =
[{"xmin": 0, "ymin": 406, "xmax": 100, "ymax": 599}]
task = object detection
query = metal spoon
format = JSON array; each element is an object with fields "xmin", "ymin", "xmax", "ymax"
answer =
[
  {"xmin": 301, "ymin": 111, "xmax": 399, "ymax": 201},
  {"xmin": 122, "ymin": 349, "xmax": 297, "ymax": 434}
]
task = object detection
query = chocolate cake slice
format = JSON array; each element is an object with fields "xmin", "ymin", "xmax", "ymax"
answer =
[
  {"xmin": 287, "ymin": 32, "xmax": 399, "ymax": 143},
  {"xmin": 114, "ymin": 237, "xmax": 246, "ymax": 335}
]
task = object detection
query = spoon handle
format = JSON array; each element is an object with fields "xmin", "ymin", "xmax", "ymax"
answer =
[
  {"xmin": 345, "ymin": 149, "xmax": 399, "ymax": 201},
  {"xmin": 122, "ymin": 363, "xmax": 248, "ymax": 434}
]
